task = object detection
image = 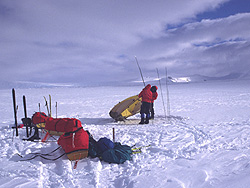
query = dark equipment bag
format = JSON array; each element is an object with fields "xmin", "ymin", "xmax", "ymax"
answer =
[
  {"xmin": 95, "ymin": 137, "xmax": 132, "ymax": 164},
  {"xmin": 100, "ymin": 142, "xmax": 133, "ymax": 164}
]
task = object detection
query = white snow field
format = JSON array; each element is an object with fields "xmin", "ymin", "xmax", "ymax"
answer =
[{"xmin": 0, "ymin": 80, "xmax": 250, "ymax": 188}]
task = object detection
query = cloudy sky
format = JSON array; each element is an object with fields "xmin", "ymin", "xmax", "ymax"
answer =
[{"xmin": 1, "ymin": 0, "xmax": 250, "ymax": 86}]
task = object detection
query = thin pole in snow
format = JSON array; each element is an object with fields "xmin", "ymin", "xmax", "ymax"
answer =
[
  {"xmin": 23, "ymin": 95, "xmax": 29, "ymax": 137},
  {"xmin": 49, "ymin": 95, "xmax": 52, "ymax": 117},
  {"xmin": 135, "ymin": 56, "xmax": 146, "ymax": 86},
  {"xmin": 55, "ymin": 102, "xmax": 58, "ymax": 118},
  {"xmin": 12, "ymin": 88, "xmax": 18, "ymax": 137},
  {"xmin": 113, "ymin": 128, "xmax": 115, "ymax": 142},
  {"xmin": 165, "ymin": 67, "xmax": 171, "ymax": 117},
  {"xmin": 156, "ymin": 68, "xmax": 167, "ymax": 118}
]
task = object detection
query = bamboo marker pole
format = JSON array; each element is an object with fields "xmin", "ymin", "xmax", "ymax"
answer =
[
  {"xmin": 156, "ymin": 68, "xmax": 167, "ymax": 119},
  {"xmin": 135, "ymin": 56, "xmax": 146, "ymax": 86},
  {"xmin": 165, "ymin": 67, "xmax": 171, "ymax": 117},
  {"xmin": 113, "ymin": 128, "xmax": 115, "ymax": 142},
  {"xmin": 55, "ymin": 102, "xmax": 58, "ymax": 118},
  {"xmin": 49, "ymin": 95, "xmax": 52, "ymax": 117}
]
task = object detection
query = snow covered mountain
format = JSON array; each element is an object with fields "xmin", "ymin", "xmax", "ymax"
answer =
[{"xmin": 0, "ymin": 72, "xmax": 249, "ymax": 90}]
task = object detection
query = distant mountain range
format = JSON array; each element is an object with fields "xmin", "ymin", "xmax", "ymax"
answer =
[
  {"xmin": 132, "ymin": 72, "xmax": 250, "ymax": 84},
  {"xmin": 0, "ymin": 81, "xmax": 78, "ymax": 89},
  {"xmin": 169, "ymin": 72, "xmax": 250, "ymax": 83},
  {"xmin": 0, "ymin": 72, "xmax": 249, "ymax": 89}
]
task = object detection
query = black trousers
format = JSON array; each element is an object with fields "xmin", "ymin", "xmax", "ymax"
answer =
[
  {"xmin": 150, "ymin": 103, "xmax": 154, "ymax": 117},
  {"xmin": 140, "ymin": 102, "xmax": 151, "ymax": 118}
]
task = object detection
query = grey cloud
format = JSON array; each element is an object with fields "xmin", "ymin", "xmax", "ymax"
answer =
[
  {"xmin": 129, "ymin": 13, "xmax": 250, "ymax": 77},
  {"xmin": 0, "ymin": 0, "xmax": 247, "ymax": 86}
]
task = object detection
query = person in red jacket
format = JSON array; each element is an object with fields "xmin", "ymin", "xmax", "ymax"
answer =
[
  {"xmin": 138, "ymin": 84, "xmax": 152, "ymax": 124},
  {"xmin": 150, "ymin": 86, "xmax": 158, "ymax": 119}
]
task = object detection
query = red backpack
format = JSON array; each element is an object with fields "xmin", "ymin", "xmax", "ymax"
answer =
[
  {"xmin": 45, "ymin": 118, "xmax": 82, "ymax": 135},
  {"xmin": 58, "ymin": 127, "xmax": 89, "ymax": 161}
]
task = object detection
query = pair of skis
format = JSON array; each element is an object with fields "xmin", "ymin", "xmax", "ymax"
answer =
[
  {"xmin": 12, "ymin": 88, "xmax": 31, "ymax": 137},
  {"xmin": 44, "ymin": 95, "xmax": 52, "ymax": 117},
  {"xmin": 12, "ymin": 89, "xmax": 53, "ymax": 138},
  {"xmin": 43, "ymin": 95, "xmax": 57, "ymax": 118}
]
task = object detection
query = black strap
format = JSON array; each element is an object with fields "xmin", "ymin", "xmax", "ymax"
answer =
[
  {"xmin": 20, "ymin": 153, "xmax": 66, "ymax": 161},
  {"xmin": 19, "ymin": 146, "xmax": 66, "ymax": 161},
  {"xmin": 64, "ymin": 127, "xmax": 83, "ymax": 136},
  {"xmin": 27, "ymin": 146, "xmax": 62, "ymax": 156},
  {"xmin": 54, "ymin": 118, "xmax": 63, "ymax": 131}
]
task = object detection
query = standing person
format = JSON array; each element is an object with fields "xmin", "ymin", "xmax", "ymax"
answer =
[
  {"xmin": 138, "ymin": 84, "xmax": 152, "ymax": 124},
  {"xmin": 150, "ymin": 86, "xmax": 158, "ymax": 119}
]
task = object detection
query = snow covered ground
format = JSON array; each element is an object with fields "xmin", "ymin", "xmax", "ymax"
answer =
[{"xmin": 0, "ymin": 80, "xmax": 250, "ymax": 188}]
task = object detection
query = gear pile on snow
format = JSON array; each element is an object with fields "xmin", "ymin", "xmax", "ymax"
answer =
[
  {"xmin": 12, "ymin": 90, "xmax": 135, "ymax": 165},
  {"xmin": 29, "ymin": 111, "xmax": 133, "ymax": 164},
  {"xmin": 30, "ymin": 112, "xmax": 89, "ymax": 161},
  {"xmin": 31, "ymin": 112, "xmax": 133, "ymax": 164}
]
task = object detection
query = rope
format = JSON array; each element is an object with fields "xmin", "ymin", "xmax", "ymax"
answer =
[
  {"xmin": 19, "ymin": 153, "xmax": 66, "ymax": 161},
  {"xmin": 27, "ymin": 146, "xmax": 62, "ymax": 156},
  {"xmin": 18, "ymin": 146, "xmax": 65, "ymax": 161}
]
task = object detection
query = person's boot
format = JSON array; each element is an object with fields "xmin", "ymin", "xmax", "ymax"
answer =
[
  {"xmin": 139, "ymin": 114, "xmax": 145, "ymax": 124},
  {"xmin": 145, "ymin": 114, "xmax": 149, "ymax": 124},
  {"xmin": 139, "ymin": 117, "xmax": 144, "ymax": 124}
]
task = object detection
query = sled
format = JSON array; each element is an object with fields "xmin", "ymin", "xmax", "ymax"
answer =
[
  {"xmin": 66, "ymin": 150, "xmax": 88, "ymax": 161},
  {"xmin": 109, "ymin": 95, "xmax": 142, "ymax": 121}
]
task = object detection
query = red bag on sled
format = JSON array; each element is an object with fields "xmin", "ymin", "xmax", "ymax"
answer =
[
  {"xmin": 32, "ymin": 112, "xmax": 50, "ymax": 125},
  {"xmin": 58, "ymin": 127, "xmax": 89, "ymax": 161},
  {"xmin": 31, "ymin": 112, "xmax": 52, "ymax": 128},
  {"xmin": 45, "ymin": 118, "xmax": 82, "ymax": 136}
]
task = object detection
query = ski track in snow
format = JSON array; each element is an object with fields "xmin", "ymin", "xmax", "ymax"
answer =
[{"xmin": 0, "ymin": 80, "xmax": 250, "ymax": 188}]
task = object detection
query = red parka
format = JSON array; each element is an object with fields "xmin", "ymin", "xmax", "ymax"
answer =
[
  {"xmin": 151, "ymin": 92, "xmax": 158, "ymax": 103},
  {"xmin": 138, "ymin": 84, "xmax": 152, "ymax": 103}
]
